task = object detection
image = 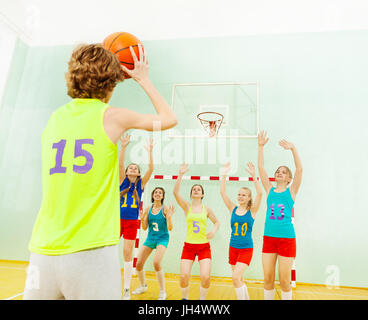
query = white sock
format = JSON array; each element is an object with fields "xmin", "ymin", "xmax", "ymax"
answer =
[
  {"xmin": 156, "ymin": 270, "xmax": 165, "ymax": 293},
  {"xmin": 137, "ymin": 269, "xmax": 145, "ymax": 287},
  {"xmin": 243, "ymin": 284, "xmax": 250, "ymax": 300},
  {"xmin": 281, "ymin": 289, "xmax": 293, "ymax": 300},
  {"xmin": 235, "ymin": 286, "xmax": 245, "ymax": 300},
  {"xmin": 200, "ymin": 286, "xmax": 209, "ymax": 300},
  {"xmin": 181, "ymin": 286, "xmax": 189, "ymax": 299},
  {"xmin": 264, "ymin": 288, "xmax": 275, "ymax": 300},
  {"xmin": 123, "ymin": 261, "xmax": 133, "ymax": 289}
]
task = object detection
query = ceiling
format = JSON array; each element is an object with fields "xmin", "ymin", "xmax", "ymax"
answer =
[{"xmin": 1, "ymin": 0, "xmax": 368, "ymax": 46}]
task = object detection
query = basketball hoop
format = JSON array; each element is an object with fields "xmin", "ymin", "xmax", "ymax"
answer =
[{"xmin": 197, "ymin": 111, "xmax": 224, "ymax": 138}]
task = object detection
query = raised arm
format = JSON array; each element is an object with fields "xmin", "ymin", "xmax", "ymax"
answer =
[
  {"xmin": 164, "ymin": 205, "xmax": 175, "ymax": 231},
  {"xmin": 279, "ymin": 139, "xmax": 303, "ymax": 200},
  {"xmin": 173, "ymin": 163, "xmax": 190, "ymax": 214},
  {"xmin": 140, "ymin": 207, "xmax": 149, "ymax": 231},
  {"xmin": 141, "ymin": 138, "xmax": 154, "ymax": 188},
  {"xmin": 105, "ymin": 44, "xmax": 177, "ymax": 144},
  {"xmin": 220, "ymin": 162, "xmax": 236, "ymax": 213},
  {"xmin": 206, "ymin": 207, "xmax": 220, "ymax": 240},
  {"xmin": 257, "ymin": 130, "xmax": 273, "ymax": 194},
  {"xmin": 119, "ymin": 134, "xmax": 131, "ymax": 184},
  {"xmin": 246, "ymin": 162, "xmax": 263, "ymax": 218}
]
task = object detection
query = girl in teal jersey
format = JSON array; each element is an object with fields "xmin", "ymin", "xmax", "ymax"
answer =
[
  {"xmin": 132, "ymin": 187, "xmax": 174, "ymax": 300},
  {"xmin": 257, "ymin": 130, "xmax": 303, "ymax": 300},
  {"xmin": 220, "ymin": 162, "xmax": 262, "ymax": 300}
]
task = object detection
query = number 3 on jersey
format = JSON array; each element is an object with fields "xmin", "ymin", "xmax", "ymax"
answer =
[{"xmin": 121, "ymin": 194, "xmax": 138, "ymax": 208}]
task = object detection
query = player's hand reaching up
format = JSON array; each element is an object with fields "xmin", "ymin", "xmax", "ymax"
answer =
[
  {"xmin": 258, "ymin": 130, "xmax": 269, "ymax": 147},
  {"xmin": 220, "ymin": 162, "xmax": 231, "ymax": 176},
  {"xmin": 246, "ymin": 162, "xmax": 256, "ymax": 178},
  {"xmin": 120, "ymin": 134, "xmax": 131, "ymax": 148},
  {"xmin": 279, "ymin": 139, "xmax": 295, "ymax": 150},
  {"xmin": 179, "ymin": 163, "xmax": 189, "ymax": 175},
  {"xmin": 144, "ymin": 138, "xmax": 154, "ymax": 153},
  {"xmin": 166, "ymin": 205, "xmax": 175, "ymax": 218}
]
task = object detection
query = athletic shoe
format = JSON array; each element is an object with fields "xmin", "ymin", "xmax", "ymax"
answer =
[
  {"xmin": 123, "ymin": 288, "xmax": 131, "ymax": 300},
  {"xmin": 132, "ymin": 284, "xmax": 148, "ymax": 295},
  {"xmin": 158, "ymin": 291, "xmax": 167, "ymax": 300}
]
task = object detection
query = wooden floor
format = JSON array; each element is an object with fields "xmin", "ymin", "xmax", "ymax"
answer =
[{"xmin": 1, "ymin": 260, "xmax": 367, "ymax": 300}]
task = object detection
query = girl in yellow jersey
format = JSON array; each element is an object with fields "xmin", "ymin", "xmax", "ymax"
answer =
[
  {"xmin": 173, "ymin": 163, "xmax": 220, "ymax": 300},
  {"xmin": 23, "ymin": 44, "xmax": 177, "ymax": 300}
]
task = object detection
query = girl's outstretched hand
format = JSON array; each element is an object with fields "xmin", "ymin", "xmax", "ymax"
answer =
[
  {"xmin": 258, "ymin": 130, "xmax": 269, "ymax": 146},
  {"xmin": 246, "ymin": 162, "xmax": 256, "ymax": 178},
  {"xmin": 144, "ymin": 138, "xmax": 154, "ymax": 152},
  {"xmin": 220, "ymin": 162, "xmax": 231, "ymax": 176},
  {"xmin": 166, "ymin": 205, "xmax": 175, "ymax": 218},
  {"xmin": 179, "ymin": 163, "xmax": 189, "ymax": 175},
  {"xmin": 279, "ymin": 139, "xmax": 295, "ymax": 150},
  {"xmin": 120, "ymin": 134, "xmax": 131, "ymax": 148}
]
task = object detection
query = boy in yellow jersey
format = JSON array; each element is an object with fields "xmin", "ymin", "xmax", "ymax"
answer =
[
  {"xmin": 173, "ymin": 163, "xmax": 220, "ymax": 300},
  {"xmin": 23, "ymin": 44, "xmax": 177, "ymax": 300}
]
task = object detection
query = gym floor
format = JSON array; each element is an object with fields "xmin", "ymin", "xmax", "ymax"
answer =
[{"xmin": 1, "ymin": 260, "xmax": 367, "ymax": 300}]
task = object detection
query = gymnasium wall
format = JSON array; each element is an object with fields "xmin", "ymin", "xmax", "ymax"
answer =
[{"xmin": 0, "ymin": 30, "xmax": 367, "ymax": 288}]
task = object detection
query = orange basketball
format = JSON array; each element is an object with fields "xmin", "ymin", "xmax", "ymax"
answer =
[{"xmin": 102, "ymin": 32, "xmax": 143, "ymax": 79}]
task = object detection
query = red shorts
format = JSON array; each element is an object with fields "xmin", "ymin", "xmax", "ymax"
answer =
[
  {"xmin": 262, "ymin": 235, "xmax": 296, "ymax": 258},
  {"xmin": 228, "ymin": 246, "xmax": 253, "ymax": 266},
  {"xmin": 181, "ymin": 242, "xmax": 211, "ymax": 261},
  {"xmin": 120, "ymin": 219, "xmax": 140, "ymax": 240}
]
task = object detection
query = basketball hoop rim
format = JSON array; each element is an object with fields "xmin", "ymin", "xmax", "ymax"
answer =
[{"xmin": 197, "ymin": 111, "xmax": 224, "ymax": 122}]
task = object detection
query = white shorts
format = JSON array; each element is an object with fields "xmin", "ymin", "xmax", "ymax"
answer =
[{"xmin": 23, "ymin": 245, "xmax": 122, "ymax": 300}]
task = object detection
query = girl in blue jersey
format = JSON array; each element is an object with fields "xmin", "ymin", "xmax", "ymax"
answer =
[
  {"xmin": 119, "ymin": 134, "xmax": 154, "ymax": 300},
  {"xmin": 257, "ymin": 131, "xmax": 302, "ymax": 300},
  {"xmin": 132, "ymin": 187, "xmax": 174, "ymax": 300},
  {"xmin": 220, "ymin": 162, "xmax": 263, "ymax": 300}
]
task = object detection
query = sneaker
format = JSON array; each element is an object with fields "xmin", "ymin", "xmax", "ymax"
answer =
[
  {"xmin": 158, "ymin": 291, "xmax": 167, "ymax": 300},
  {"xmin": 132, "ymin": 284, "xmax": 148, "ymax": 295},
  {"xmin": 123, "ymin": 288, "xmax": 131, "ymax": 300}
]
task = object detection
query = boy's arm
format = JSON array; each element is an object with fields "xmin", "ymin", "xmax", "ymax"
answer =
[{"xmin": 105, "ymin": 45, "xmax": 177, "ymax": 144}]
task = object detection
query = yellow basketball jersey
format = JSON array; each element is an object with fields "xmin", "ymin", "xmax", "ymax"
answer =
[
  {"xmin": 28, "ymin": 98, "xmax": 120, "ymax": 255},
  {"xmin": 185, "ymin": 204, "xmax": 208, "ymax": 244}
]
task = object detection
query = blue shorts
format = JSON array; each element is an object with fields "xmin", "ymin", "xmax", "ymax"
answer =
[{"xmin": 144, "ymin": 237, "xmax": 169, "ymax": 249}]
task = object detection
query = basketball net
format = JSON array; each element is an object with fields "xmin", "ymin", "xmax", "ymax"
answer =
[{"xmin": 197, "ymin": 112, "xmax": 224, "ymax": 138}]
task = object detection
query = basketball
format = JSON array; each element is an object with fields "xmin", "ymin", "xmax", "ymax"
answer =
[{"xmin": 102, "ymin": 32, "xmax": 143, "ymax": 79}]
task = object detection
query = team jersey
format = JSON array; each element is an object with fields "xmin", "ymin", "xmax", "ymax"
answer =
[
  {"xmin": 146, "ymin": 206, "xmax": 169, "ymax": 242},
  {"xmin": 185, "ymin": 204, "xmax": 208, "ymax": 244},
  {"xmin": 28, "ymin": 98, "xmax": 120, "ymax": 255},
  {"xmin": 120, "ymin": 177, "xmax": 143, "ymax": 220},
  {"xmin": 264, "ymin": 187, "xmax": 295, "ymax": 238},
  {"xmin": 229, "ymin": 207, "xmax": 254, "ymax": 249}
]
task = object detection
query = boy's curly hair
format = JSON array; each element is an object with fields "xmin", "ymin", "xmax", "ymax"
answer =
[{"xmin": 65, "ymin": 43, "xmax": 124, "ymax": 99}]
